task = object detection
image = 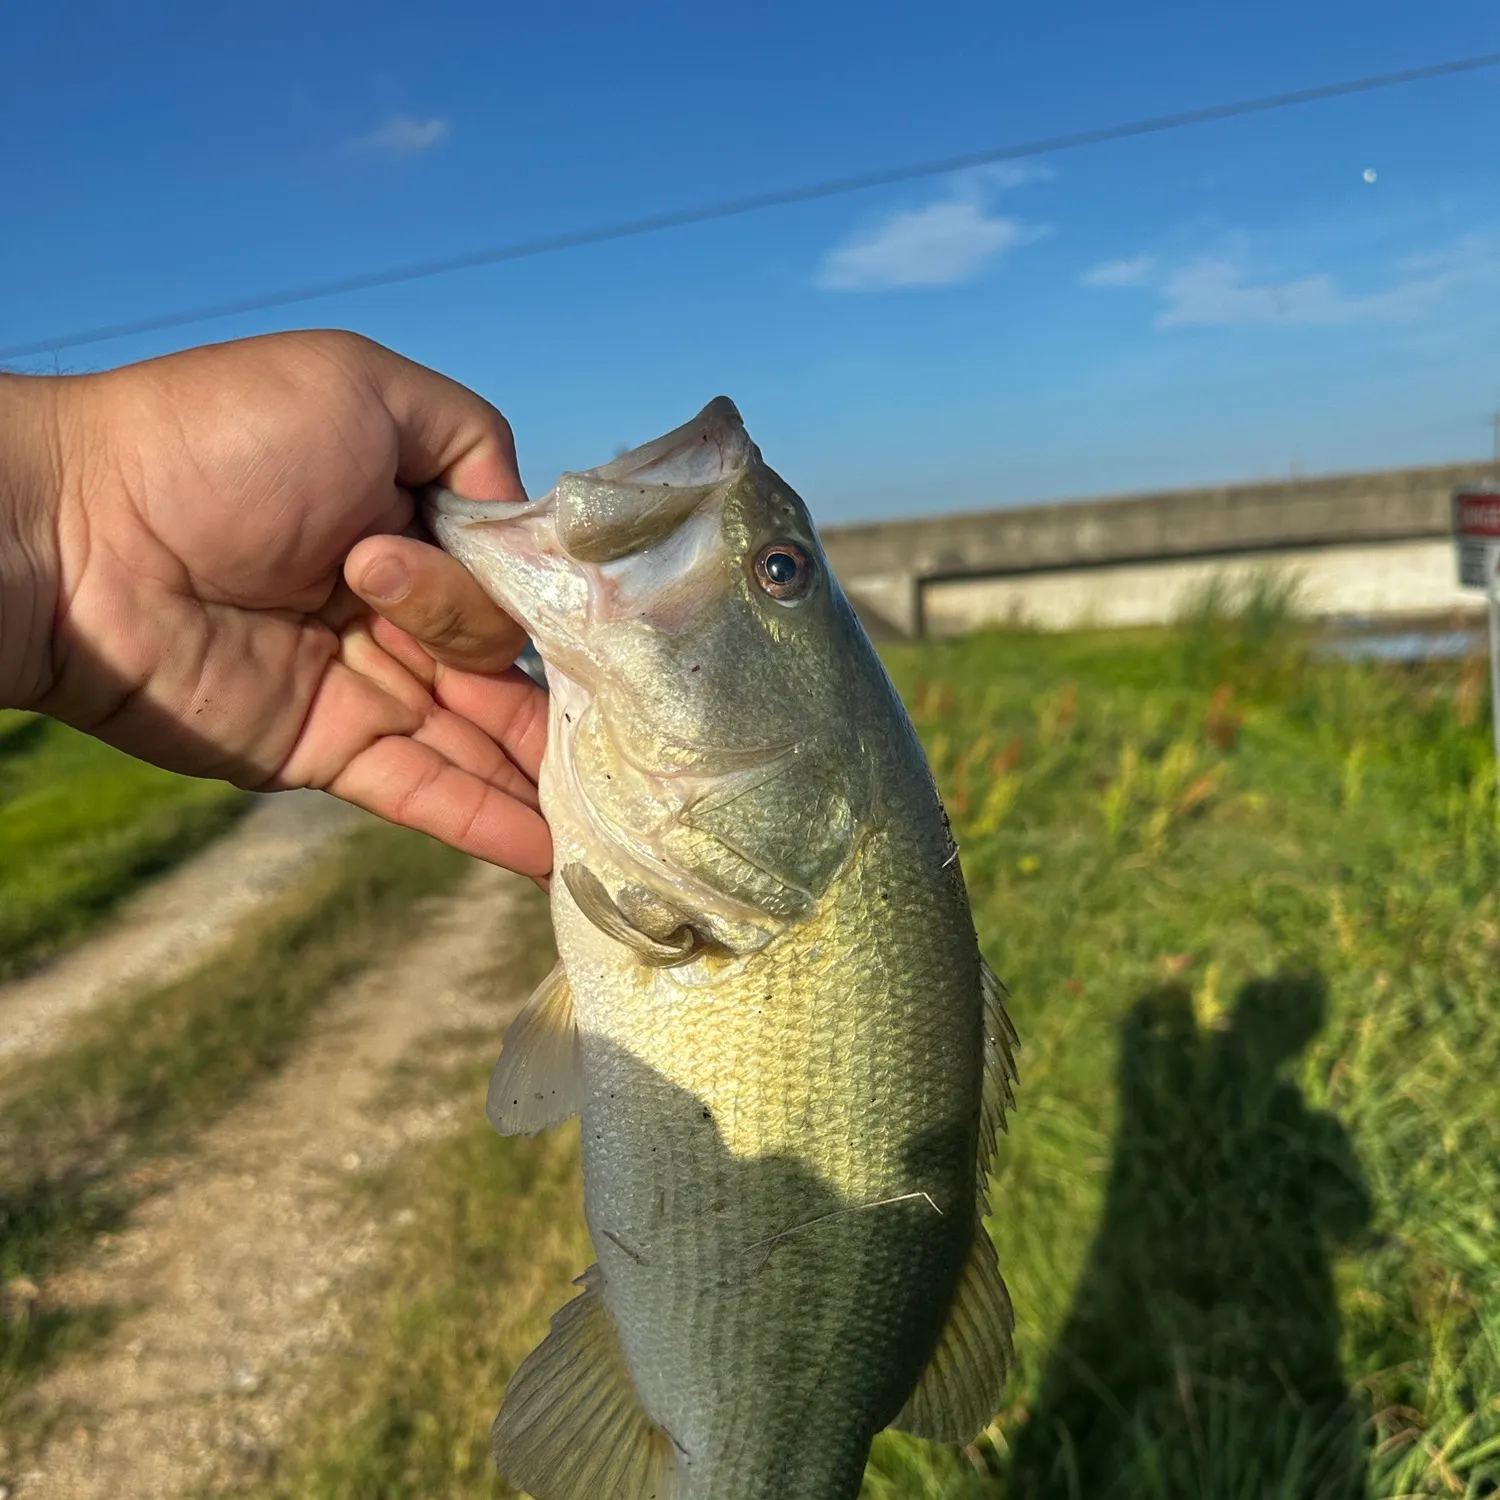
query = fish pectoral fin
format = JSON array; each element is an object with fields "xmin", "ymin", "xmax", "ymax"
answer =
[
  {"xmin": 561, "ymin": 863, "xmax": 702, "ymax": 968},
  {"xmin": 493, "ymin": 1265, "xmax": 679, "ymax": 1500},
  {"xmin": 486, "ymin": 961, "xmax": 583, "ymax": 1137},
  {"xmin": 890, "ymin": 1219, "xmax": 1014, "ymax": 1445}
]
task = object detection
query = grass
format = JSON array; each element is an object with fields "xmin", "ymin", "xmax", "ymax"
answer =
[
  {"xmin": 0, "ymin": 818, "xmax": 471, "ymax": 1452},
  {"xmin": 231, "ymin": 589, "xmax": 1500, "ymax": 1500},
  {"xmin": 863, "ymin": 597, "xmax": 1500, "ymax": 1499},
  {"xmin": 0, "ymin": 710, "xmax": 246, "ymax": 979}
]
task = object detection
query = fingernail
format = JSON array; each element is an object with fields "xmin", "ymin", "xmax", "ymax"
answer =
[{"xmin": 361, "ymin": 557, "xmax": 410, "ymax": 603}]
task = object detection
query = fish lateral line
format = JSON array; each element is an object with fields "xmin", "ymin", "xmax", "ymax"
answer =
[{"xmin": 742, "ymin": 1191, "xmax": 945, "ymax": 1277}]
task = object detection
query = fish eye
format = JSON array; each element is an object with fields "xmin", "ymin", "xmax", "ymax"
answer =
[{"xmin": 753, "ymin": 541, "xmax": 815, "ymax": 603}]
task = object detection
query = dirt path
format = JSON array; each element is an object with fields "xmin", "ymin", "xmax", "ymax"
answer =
[
  {"xmin": 11, "ymin": 859, "xmax": 528, "ymax": 1500},
  {"xmin": 0, "ymin": 791, "xmax": 359, "ymax": 1067}
]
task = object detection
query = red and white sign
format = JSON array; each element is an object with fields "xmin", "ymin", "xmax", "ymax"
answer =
[
  {"xmin": 1453, "ymin": 483, "xmax": 1500, "ymax": 761},
  {"xmin": 1454, "ymin": 486, "xmax": 1500, "ymax": 589},
  {"xmin": 1455, "ymin": 489, "xmax": 1500, "ymax": 538}
]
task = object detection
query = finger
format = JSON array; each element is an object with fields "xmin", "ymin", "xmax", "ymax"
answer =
[
  {"xmin": 335, "ymin": 612, "xmax": 434, "ymax": 715},
  {"xmin": 270, "ymin": 648, "xmax": 547, "ymax": 853},
  {"xmin": 319, "ymin": 576, "xmax": 373, "ymax": 635},
  {"xmin": 353, "ymin": 338, "xmax": 529, "ymax": 502},
  {"xmin": 363, "ymin": 619, "xmax": 548, "ymax": 781},
  {"xmin": 330, "ymin": 736, "xmax": 553, "ymax": 878},
  {"xmin": 430, "ymin": 664, "xmax": 549, "ymax": 783},
  {"xmin": 408, "ymin": 704, "xmax": 541, "ymax": 810},
  {"xmin": 346, "ymin": 534, "xmax": 528, "ymax": 674}
]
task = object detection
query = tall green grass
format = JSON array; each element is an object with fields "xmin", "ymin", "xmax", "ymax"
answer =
[
  {"xmin": 1172, "ymin": 565, "xmax": 1308, "ymax": 694},
  {"xmin": 864, "ymin": 602, "xmax": 1500, "ymax": 1499},
  {"xmin": 0, "ymin": 712, "xmax": 246, "ymax": 979}
]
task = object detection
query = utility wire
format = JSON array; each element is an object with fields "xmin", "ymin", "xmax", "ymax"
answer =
[{"xmin": 5, "ymin": 48, "xmax": 1499, "ymax": 362}]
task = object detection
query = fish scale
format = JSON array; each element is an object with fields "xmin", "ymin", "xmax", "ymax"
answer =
[{"xmin": 426, "ymin": 397, "xmax": 1017, "ymax": 1500}]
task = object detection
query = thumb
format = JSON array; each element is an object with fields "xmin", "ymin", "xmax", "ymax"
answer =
[{"xmin": 346, "ymin": 534, "xmax": 528, "ymax": 676}]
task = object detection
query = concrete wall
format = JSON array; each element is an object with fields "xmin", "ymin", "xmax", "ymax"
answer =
[
  {"xmin": 921, "ymin": 539, "xmax": 1474, "ymax": 635},
  {"xmin": 822, "ymin": 460, "xmax": 1498, "ymax": 636}
]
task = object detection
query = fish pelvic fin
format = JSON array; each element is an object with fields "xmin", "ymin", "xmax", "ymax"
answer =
[
  {"xmin": 486, "ymin": 960, "xmax": 583, "ymax": 1137},
  {"xmin": 890, "ymin": 1218, "xmax": 1014, "ymax": 1444},
  {"xmin": 493, "ymin": 1265, "xmax": 679, "ymax": 1500},
  {"xmin": 891, "ymin": 956, "xmax": 1019, "ymax": 1444}
]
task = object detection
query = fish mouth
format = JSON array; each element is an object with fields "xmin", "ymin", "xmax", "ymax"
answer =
[
  {"xmin": 425, "ymin": 396, "xmax": 753, "ymax": 554},
  {"xmin": 421, "ymin": 396, "xmax": 758, "ymax": 653},
  {"xmin": 590, "ymin": 396, "xmax": 755, "ymax": 488},
  {"xmin": 422, "ymin": 487, "xmax": 555, "ymax": 561},
  {"xmin": 421, "ymin": 487, "xmax": 570, "ymax": 637}
]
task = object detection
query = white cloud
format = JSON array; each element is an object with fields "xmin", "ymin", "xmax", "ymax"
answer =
[
  {"xmin": 349, "ymin": 114, "xmax": 451, "ymax": 159},
  {"xmin": 1083, "ymin": 254, "xmax": 1155, "ymax": 288},
  {"xmin": 1158, "ymin": 239, "xmax": 1495, "ymax": 327},
  {"xmin": 953, "ymin": 160, "xmax": 1055, "ymax": 194},
  {"xmin": 1080, "ymin": 235, "xmax": 1497, "ymax": 329},
  {"xmin": 817, "ymin": 167, "xmax": 1050, "ymax": 292},
  {"xmin": 819, "ymin": 201, "xmax": 1039, "ymax": 290}
]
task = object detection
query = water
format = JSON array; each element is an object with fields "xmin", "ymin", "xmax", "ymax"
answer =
[{"xmin": 1319, "ymin": 628, "xmax": 1484, "ymax": 663}]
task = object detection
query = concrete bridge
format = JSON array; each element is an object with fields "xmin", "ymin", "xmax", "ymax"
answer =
[{"xmin": 820, "ymin": 460, "xmax": 1498, "ymax": 638}]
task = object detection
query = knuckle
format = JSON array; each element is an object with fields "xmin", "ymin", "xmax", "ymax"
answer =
[
  {"xmin": 414, "ymin": 599, "xmax": 472, "ymax": 648},
  {"xmin": 486, "ymin": 404, "xmax": 516, "ymax": 446}
]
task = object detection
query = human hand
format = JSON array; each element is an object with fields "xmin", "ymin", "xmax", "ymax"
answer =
[{"xmin": 0, "ymin": 331, "xmax": 552, "ymax": 878}]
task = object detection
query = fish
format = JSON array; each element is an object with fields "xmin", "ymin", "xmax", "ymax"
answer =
[{"xmin": 424, "ymin": 397, "xmax": 1018, "ymax": 1500}]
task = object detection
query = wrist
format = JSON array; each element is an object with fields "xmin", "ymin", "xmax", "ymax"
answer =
[{"xmin": 0, "ymin": 374, "xmax": 66, "ymax": 710}]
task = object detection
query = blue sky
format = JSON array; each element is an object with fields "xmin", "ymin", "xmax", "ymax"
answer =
[{"xmin": 3, "ymin": 1, "xmax": 1499, "ymax": 523}]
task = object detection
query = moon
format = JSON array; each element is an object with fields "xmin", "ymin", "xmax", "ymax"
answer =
[{"xmin": 1363, "ymin": 168, "xmax": 1378, "ymax": 183}]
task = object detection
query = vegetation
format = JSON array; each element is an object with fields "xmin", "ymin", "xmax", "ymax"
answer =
[
  {"xmin": 244, "ymin": 882, "xmax": 582, "ymax": 1499},
  {"xmin": 0, "ymin": 819, "xmax": 471, "ymax": 1444},
  {"xmin": 866, "ymin": 592, "xmax": 1500, "ymax": 1499},
  {"xmin": 228, "ymin": 586, "xmax": 1500, "ymax": 1498},
  {"xmin": 0, "ymin": 711, "xmax": 246, "ymax": 979}
]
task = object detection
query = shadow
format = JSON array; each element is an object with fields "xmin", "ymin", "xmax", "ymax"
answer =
[
  {"xmin": 1008, "ymin": 972, "xmax": 1372, "ymax": 1500},
  {"xmin": 491, "ymin": 1033, "xmax": 983, "ymax": 1500},
  {"xmin": 0, "ymin": 713, "xmax": 49, "ymax": 763},
  {"xmin": 0, "ymin": 713, "xmax": 52, "ymax": 810},
  {"xmin": 0, "ymin": 1165, "xmax": 132, "ymax": 1410}
]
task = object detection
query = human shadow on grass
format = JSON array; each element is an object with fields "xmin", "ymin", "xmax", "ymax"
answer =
[{"xmin": 1008, "ymin": 971, "xmax": 1372, "ymax": 1500}]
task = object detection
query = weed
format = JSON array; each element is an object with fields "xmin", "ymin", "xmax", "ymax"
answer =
[{"xmin": 0, "ymin": 715, "xmax": 245, "ymax": 979}]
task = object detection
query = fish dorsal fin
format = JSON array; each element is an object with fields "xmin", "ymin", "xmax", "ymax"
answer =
[
  {"xmin": 890, "ymin": 1220, "xmax": 1014, "ymax": 1444},
  {"xmin": 561, "ymin": 863, "xmax": 701, "ymax": 967},
  {"xmin": 486, "ymin": 961, "xmax": 583, "ymax": 1137},
  {"xmin": 891, "ymin": 956, "xmax": 1019, "ymax": 1444},
  {"xmin": 493, "ymin": 1265, "xmax": 679, "ymax": 1500}
]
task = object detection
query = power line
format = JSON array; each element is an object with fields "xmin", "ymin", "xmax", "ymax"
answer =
[{"xmin": 5, "ymin": 48, "xmax": 1499, "ymax": 363}]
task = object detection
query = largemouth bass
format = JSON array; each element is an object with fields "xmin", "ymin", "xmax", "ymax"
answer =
[{"xmin": 426, "ymin": 399, "xmax": 1018, "ymax": 1500}]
